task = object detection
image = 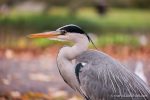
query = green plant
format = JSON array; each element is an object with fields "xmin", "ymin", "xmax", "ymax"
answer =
[{"xmin": 96, "ymin": 33, "xmax": 140, "ymax": 47}]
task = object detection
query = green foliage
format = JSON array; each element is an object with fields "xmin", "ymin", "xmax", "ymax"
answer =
[
  {"xmin": 0, "ymin": 8, "xmax": 149, "ymax": 48},
  {"xmin": 0, "ymin": 8, "xmax": 150, "ymax": 35},
  {"xmin": 31, "ymin": 38, "xmax": 70, "ymax": 47},
  {"xmin": 77, "ymin": 8, "xmax": 150, "ymax": 33},
  {"xmin": 96, "ymin": 33, "xmax": 140, "ymax": 47},
  {"xmin": 32, "ymin": 38, "xmax": 56, "ymax": 47}
]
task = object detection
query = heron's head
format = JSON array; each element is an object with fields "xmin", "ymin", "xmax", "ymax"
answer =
[{"xmin": 28, "ymin": 24, "xmax": 90, "ymax": 43}]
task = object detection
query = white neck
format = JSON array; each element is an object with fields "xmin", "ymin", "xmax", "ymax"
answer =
[
  {"xmin": 58, "ymin": 35, "xmax": 89, "ymax": 60},
  {"xmin": 56, "ymin": 35, "xmax": 89, "ymax": 89}
]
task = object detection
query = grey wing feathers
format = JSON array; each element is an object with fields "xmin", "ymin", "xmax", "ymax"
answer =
[{"xmin": 76, "ymin": 50, "xmax": 150, "ymax": 100}]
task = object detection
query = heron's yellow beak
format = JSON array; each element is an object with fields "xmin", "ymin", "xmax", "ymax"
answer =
[{"xmin": 28, "ymin": 31, "xmax": 60, "ymax": 38}]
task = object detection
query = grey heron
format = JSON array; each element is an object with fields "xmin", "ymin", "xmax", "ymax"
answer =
[{"xmin": 29, "ymin": 24, "xmax": 150, "ymax": 100}]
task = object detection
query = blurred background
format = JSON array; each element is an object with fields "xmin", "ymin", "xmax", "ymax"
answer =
[{"xmin": 0, "ymin": 0, "xmax": 150, "ymax": 100}]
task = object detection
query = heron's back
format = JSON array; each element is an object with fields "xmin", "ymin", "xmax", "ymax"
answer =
[{"xmin": 76, "ymin": 50, "xmax": 150, "ymax": 100}]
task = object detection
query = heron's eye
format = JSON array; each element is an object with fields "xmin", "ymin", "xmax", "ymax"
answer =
[{"xmin": 60, "ymin": 30, "xmax": 67, "ymax": 35}]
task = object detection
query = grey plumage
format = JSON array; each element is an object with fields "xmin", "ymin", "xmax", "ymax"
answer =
[{"xmin": 75, "ymin": 50, "xmax": 150, "ymax": 100}]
